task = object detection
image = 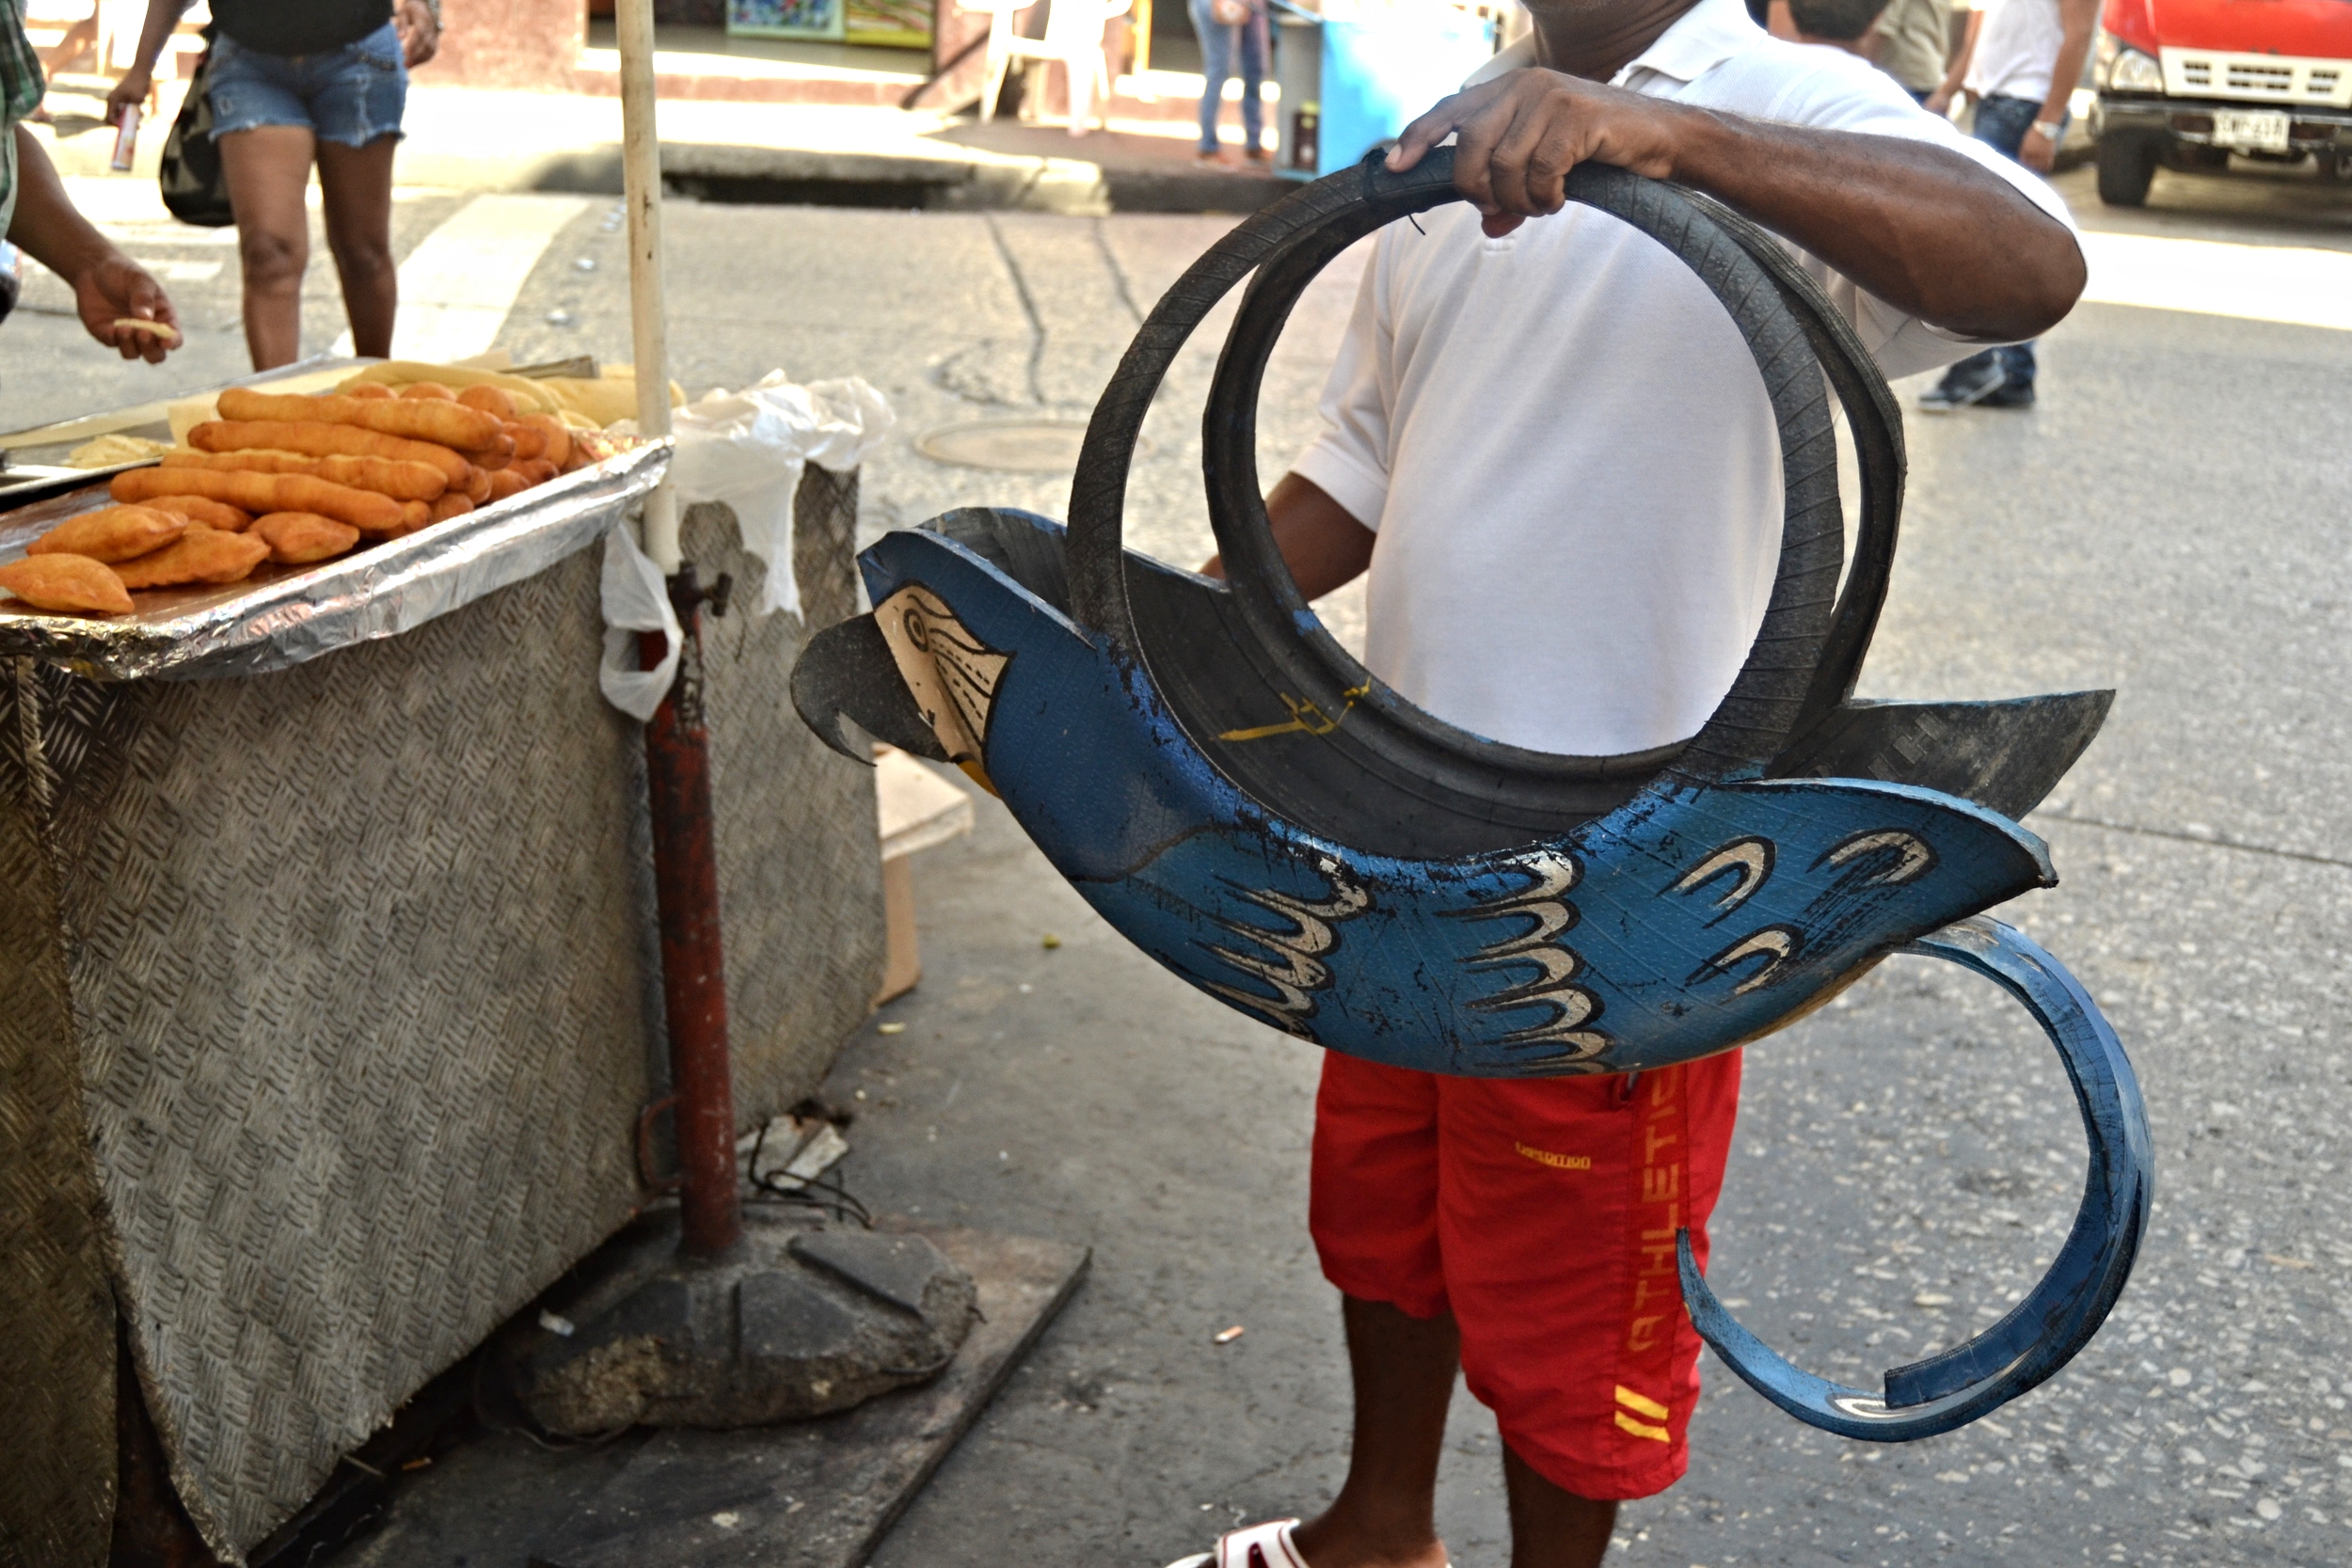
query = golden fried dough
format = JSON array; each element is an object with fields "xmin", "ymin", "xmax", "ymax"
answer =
[
  {"xmin": 142, "ymin": 495, "xmax": 255, "ymax": 531},
  {"xmin": 27, "ymin": 504, "xmax": 185, "ymax": 562},
  {"xmin": 112, "ymin": 527, "xmax": 272, "ymax": 590},
  {"xmin": 215, "ymin": 388, "xmax": 504, "ymax": 454},
  {"xmin": 253, "ymin": 512, "xmax": 361, "ymax": 565},
  {"xmin": 427, "ymin": 491, "xmax": 474, "ymax": 524},
  {"xmin": 164, "ymin": 447, "xmax": 449, "ymax": 501},
  {"xmin": 0, "ymin": 554, "xmax": 134, "ymax": 614},
  {"xmin": 456, "ymin": 383, "xmax": 517, "ymax": 420},
  {"xmin": 190, "ymin": 419, "xmax": 469, "ymax": 484},
  {"xmin": 518, "ymin": 414, "xmax": 572, "ymax": 471},
  {"xmin": 112, "ymin": 467, "xmax": 405, "ymax": 533}
]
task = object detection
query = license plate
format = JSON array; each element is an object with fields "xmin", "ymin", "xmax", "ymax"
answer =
[{"xmin": 2213, "ymin": 108, "xmax": 2291, "ymax": 152}]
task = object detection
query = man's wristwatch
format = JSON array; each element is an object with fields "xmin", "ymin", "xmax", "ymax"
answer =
[{"xmin": 2031, "ymin": 119, "xmax": 2063, "ymax": 142}]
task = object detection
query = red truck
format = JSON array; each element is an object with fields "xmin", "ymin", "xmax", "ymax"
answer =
[{"xmin": 2092, "ymin": 0, "xmax": 2352, "ymax": 203}]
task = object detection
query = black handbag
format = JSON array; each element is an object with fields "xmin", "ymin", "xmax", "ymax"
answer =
[{"xmin": 159, "ymin": 33, "xmax": 234, "ymax": 228}]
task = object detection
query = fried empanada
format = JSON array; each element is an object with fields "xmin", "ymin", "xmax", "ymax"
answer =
[
  {"xmin": 113, "ymin": 526, "xmax": 272, "ymax": 590},
  {"xmin": 26, "ymin": 504, "xmax": 185, "ymax": 562},
  {"xmin": 0, "ymin": 554, "xmax": 134, "ymax": 614}
]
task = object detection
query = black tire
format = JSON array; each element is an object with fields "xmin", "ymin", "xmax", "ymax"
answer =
[{"xmin": 2097, "ymin": 134, "xmax": 2158, "ymax": 206}]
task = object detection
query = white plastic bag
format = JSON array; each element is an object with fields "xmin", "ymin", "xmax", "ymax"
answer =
[
  {"xmin": 665, "ymin": 372, "xmax": 895, "ymax": 619},
  {"xmin": 598, "ymin": 522, "xmax": 683, "ymax": 721}
]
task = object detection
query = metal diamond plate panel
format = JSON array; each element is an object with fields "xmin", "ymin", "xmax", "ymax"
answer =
[{"xmin": 0, "ymin": 472, "xmax": 882, "ymax": 1561}]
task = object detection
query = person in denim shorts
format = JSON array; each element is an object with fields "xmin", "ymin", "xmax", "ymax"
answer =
[{"xmin": 110, "ymin": 0, "xmax": 441, "ymax": 369}]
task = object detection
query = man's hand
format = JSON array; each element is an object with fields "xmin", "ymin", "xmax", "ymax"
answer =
[
  {"xmin": 1387, "ymin": 71, "xmax": 1689, "ymax": 238},
  {"xmin": 1379, "ymin": 65, "xmax": 2082, "ymax": 341},
  {"xmin": 73, "ymin": 256, "xmax": 179, "ymax": 363},
  {"xmin": 8, "ymin": 126, "xmax": 180, "ymax": 363},
  {"xmin": 2018, "ymin": 124, "xmax": 2057, "ymax": 172},
  {"xmin": 396, "ymin": 0, "xmax": 440, "ymax": 67}
]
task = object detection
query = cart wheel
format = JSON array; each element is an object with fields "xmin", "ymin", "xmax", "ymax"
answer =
[
  {"xmin": 2097, "ymin": 133, "xmax": 2159, "ymax": 206},
  {"xmin": 1677, "ymin": 914, "xmax": 2153, "ymax": 1441}
]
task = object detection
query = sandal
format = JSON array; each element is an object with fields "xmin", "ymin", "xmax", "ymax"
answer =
[{"xmin": 1163, "ymin": 1518, "xmax": 1310, "ymax": 1568}]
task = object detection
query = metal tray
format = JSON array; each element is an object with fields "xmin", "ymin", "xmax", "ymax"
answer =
[{"xmin": 0, "ymin": 440, "xmax": 671, "ymax": 681}]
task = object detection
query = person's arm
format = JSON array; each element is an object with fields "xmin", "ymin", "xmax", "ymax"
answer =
[
  {"xmin": 7, "ymin": 127, "xmax": 178, "ymax": 361},
  {"xmin": 1200, "ymin": 473, "xmax": 1375, "ymax": 597},
  {"xmin": 103, "ymin": 0, "xmax": 195, "ymax": 123},
  {"xmin": 1925, "ymin": 5, "xmax": 1980, "ymax": 113},
  {"xmin": 2018, "ymin": 0, "xmax": 2097, "ymax": 172},
  {"xmin": 1385, "ymin": 67, "xmax": 2083, "ymax": 342},
  {"xmin": 396, "ymin": 0, "xmax": 442, "ymax": 68}
]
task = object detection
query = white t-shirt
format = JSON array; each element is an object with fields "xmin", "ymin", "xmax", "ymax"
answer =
[
  {"xmin": 1964, "ymin": 0, "xmax": 2065, "ymax": 103},
  {"xmin": 1289, "ymin": 0, "xmax": 2075, "ymax": 757}
]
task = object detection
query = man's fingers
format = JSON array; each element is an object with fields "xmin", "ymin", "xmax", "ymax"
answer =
[
  {"xmin": 1388, "ymin": 82, "xmax": 1502, "ymax": 171},
  {"xmin": 1485, "ymin": 99, "xmax": 1568, "ymax": 217}
]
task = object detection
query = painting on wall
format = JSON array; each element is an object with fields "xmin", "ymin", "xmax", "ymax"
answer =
[
  {"xmin": 728, "ymin": 0, "xmax": 845, "ymax": 40},
  {"xmin": 843, "ymin": 0, "xmax": 933, "ymax": 49}
]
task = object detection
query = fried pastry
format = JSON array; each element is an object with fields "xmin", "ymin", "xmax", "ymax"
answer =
[
  {"xmin": 0, "ymin": 554, "xmax": 134, "ymax": 614},
  {"xmin": 27, "ymin": 504, "xmax": 185, "ymax": 562}
]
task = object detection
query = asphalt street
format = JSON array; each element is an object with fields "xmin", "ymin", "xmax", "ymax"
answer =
[{"xmin": 6, "ymin": 152, "xmax": 2349, "ymax": 1567}]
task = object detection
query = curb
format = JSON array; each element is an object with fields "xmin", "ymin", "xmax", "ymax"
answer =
[
  {"xmin": 35, "ymin": 115, "xmax": 1292, "ymax": 216},
  {"xmin": 404, "ymin": 143, "xmax": 1296, "ymax": 215}
]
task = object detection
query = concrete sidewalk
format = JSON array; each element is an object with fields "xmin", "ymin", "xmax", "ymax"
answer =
[{"xmin": 32, "ymin": 78, "xmax": 1294, "ymax": 215}]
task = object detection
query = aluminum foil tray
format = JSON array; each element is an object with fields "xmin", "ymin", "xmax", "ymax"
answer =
[{"xmin": 0, "ymin": 440, "xmax": 672, "ymax": 681}]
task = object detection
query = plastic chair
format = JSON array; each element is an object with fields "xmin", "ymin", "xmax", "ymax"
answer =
[{"xmin": 964, "ymin": 0, "xmax": 1133, "ymax": 135}]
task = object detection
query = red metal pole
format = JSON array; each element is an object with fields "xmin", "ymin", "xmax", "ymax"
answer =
[{"xmin": 642, "ymin": 564, "xmax": 742, "ymax": 1257}]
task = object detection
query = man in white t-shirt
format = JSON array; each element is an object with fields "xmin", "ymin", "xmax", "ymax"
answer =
[
  {"xmin": 1918, "ymin": 0, "xmax": 2097, "ymax": 407},
  {"xmin": 1173, "ymin": 2, "xmax": 2084, "ymax": 1566}
]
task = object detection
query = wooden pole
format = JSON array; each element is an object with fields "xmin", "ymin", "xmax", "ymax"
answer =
[{"xmin": 615, "ymin": 0, "xmax": 681, "ymax": 572}]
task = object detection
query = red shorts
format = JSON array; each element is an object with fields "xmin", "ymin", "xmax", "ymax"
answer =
[{"xmin": 1309, "ymin": 1051, "xmax": 1744, "ymax": 1501}]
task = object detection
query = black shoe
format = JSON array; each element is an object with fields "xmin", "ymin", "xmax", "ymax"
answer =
[
  {"xmin": 1979, "ymin": 380, "xmax": 2036, "ymax": 408},
  {"xmin": 1917, "ymin": 359, "xmax": 2008, "ymax": 412}
]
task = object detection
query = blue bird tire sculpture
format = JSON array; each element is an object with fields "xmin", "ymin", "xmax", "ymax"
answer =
[{"xmin": 792, "ymin": 150, "xmax": 2153, "ymax": 1442}]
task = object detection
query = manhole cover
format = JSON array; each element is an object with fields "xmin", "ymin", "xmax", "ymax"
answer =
[{"xmin": 914, "ymin": 419, "xmax": 1150, "ymax": 473}]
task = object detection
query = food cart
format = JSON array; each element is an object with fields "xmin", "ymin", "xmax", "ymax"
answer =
[{"xmin": 0, "ymin": 372, "xmax": 889, "ymax": 1562}]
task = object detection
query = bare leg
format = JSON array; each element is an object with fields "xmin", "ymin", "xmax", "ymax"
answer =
[
  {"xmin": 1500, "ymin": 1443, "xmax": 1618, "ymax": 1568},
  {"xmin": 218, "ymin": 125, "xmax": 317, "ymax": 369},
  {"xmin": 1290, "ymin": 1296, "xmax": 1456, "ymax": 1568},
  {"xmin": 315, "ymin": 135, "xmax": 400, "ymax": 358},
  {"xmin": 41, "ymin": 12, "xmax": 97, "ymax": 74}
]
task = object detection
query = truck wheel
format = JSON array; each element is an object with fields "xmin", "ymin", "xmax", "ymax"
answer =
[{"xmin": 2098, "ymin": 134, "xmax": 2159, "ymax": 206}]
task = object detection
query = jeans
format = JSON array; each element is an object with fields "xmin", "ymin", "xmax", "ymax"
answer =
[
  {"xmin": 1189, "ymin": 0, "xmax": 1266, "ymax": 154},
  {"xmin": 1937, "ymin": 93, "xmax": 2065, "ymax": 390}
]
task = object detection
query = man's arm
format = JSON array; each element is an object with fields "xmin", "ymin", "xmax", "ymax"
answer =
[
  {"xmin": 1926, "ymin": 5, "xmax": 1980, "ymax": 112},
  {"xmin": 2019, "ymin": 0, "xmax": 2098, "ymax": 173},
  {"xmin": 1200, "ymin": 473, "xmax": 1375, "ymax": 597},
  {"xmin": 1389, "ymin": 65, "xmax": 2084, "ymax": 341},
  {"xmin": 8, "ymin": 126, "xmax": 178, "ymax": 361}
]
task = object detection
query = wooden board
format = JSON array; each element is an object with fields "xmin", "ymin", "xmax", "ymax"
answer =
[{"xmin": 530, "ymin": 1227, "xmax": 1089, "ymax": 1568}]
